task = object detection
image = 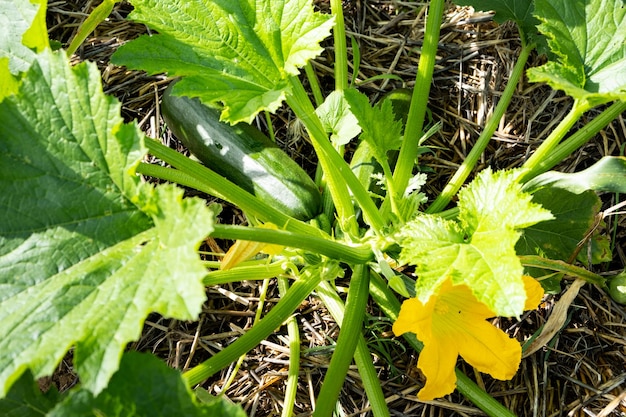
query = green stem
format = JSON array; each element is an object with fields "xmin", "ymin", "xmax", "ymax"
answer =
[
  {"xmin": 287, "ymin": 77, "xmax": 386, "ymax": 234},
  {"xmin": 519, "ymin": 255, "xmax": 605, "ymax": 285},
  {"xmin": 330, "ymin": 0, "xmax": 348, "ymax": 91},
  {"xmin": 210, "ymin": 224, "xmax": 373, "ymax": 264},
  {"xmin": 368, "ymin": 272, "xmax": 517, "ymax": 417},
  {"xmin": 138, "ymin": 139, "xmax": 323, "ymax": 237},
  {"xmin": 203, "ymin": 261, "xmax": 287, "ymax": 286},
  {"xmin": 520, "ymin": 101, "xmax": 591, "ymax": 176},
  {"xmin": 305, "ymin": 62, "xmax": 325, "ymax": 107},
  {"xmin": 278, "ymin": 277, "xmax": 301, "ymax": 417},
  {"xmin": 426, "ymin": 42, "xmax": 534, "ymax": 213},
  {"xmin": 519, "ymin": 100, "xmax": 626, "ymax": 183},
  {"xmin": 393, "ymin": 0, "xmax": 445, "ymax": 198},
  {"xmin": 183, "ymin": 271, "xmax": 323, "ymax": 387},
  {"xmin": 316, "ymin": 280, "xmax": 390, "ymax": 417},
  {"xmin": 312, "ymin": 265, "xmax": 370, "ymax": 417},
  {"xmin": 286, "ymin": 77, "xmax": 357, "ymax": 231}
]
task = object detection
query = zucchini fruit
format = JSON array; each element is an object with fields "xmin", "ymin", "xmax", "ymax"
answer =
[{"xmin": 161, "ymin": 86, "xmax": 321, "ymax": 221}]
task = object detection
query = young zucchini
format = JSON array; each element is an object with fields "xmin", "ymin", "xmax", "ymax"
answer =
[{"xmin": 161, "ymin": 86, "xmax": 322, "ymax": 221}]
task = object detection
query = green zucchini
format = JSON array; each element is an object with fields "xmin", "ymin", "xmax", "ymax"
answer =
[{"xmin": 161, "ymin": 86, "xmax": 321, "ymax": 221}]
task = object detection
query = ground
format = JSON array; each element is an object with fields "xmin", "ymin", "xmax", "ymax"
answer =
[{"xmin": 44, "ymin": 1, "xmax": 626, "ymax": 416}]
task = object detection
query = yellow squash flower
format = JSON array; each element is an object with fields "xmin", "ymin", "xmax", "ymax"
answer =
[{"xmin": 393, "ymin": 275, "xmax": 544, "ymax": 400}]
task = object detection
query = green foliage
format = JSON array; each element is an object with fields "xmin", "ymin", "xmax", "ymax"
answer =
[
  {"xmin": 0, "ymin": 0, "xmax": 48, "ymax": 98},
  {"xmin": 0, "ymin": 353, "xmax": 246, "ymax": 417},
  {"xmin": 398, "ymin": 169, "xmax": 554, "ymax": 317},
  {"xmin": 0, "ymin": 50, "xmax": 216, "ymax": 396},
  {"xmin": 316, "ymin": 90, "xmax": 361, "ymax": 146},
  {"xmin": 0, "ymin": 371, "xmax": 60, "ymax": 417},
  {"xmin": 343, "ymin": 89, "xmax": 404, "ymax": 167},
  {"xmin": 525, "ymin": 156, "xmax": 626, "ymax": 194},
  {"xmin": 1, "ymin": 0, "xmax": 625, "ymax": 416},
  {"xmin": 111, "ymin": 0, "xmax": 334, "ymax": 124},
  {"xmin": 516, "ymin": 188, "xmax": 609, "ymax": 291},
  {"xmin": 0, "ymin": 0, "xmax": 47, "ymax": 74},
  {"xmin": 527, "ymin": 0, "xmax": 626, "ymax": 105}
]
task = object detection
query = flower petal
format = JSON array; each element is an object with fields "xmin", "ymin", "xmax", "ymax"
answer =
[
  {"xmin": 416, "ymin": 336, "xmax": 459, "ymax": 400},
  {"xmin": 392, "ymin": 297, "xmax": 434, "ymax": 341},
  {"xmin": 457, "ymin": 320, "xmax": 522, "ymax": 380},
  {"xmin": 522, "ymin": 275, "xmax": 544, "ymax": 311}
]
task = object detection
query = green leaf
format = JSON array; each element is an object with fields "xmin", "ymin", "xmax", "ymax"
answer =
[
  {"xmin": 0, "ymin": 0, "xmax": 49, "ymax": 100},
  {"xmin": 524, "ymin": 156, "xmax": 626, "ymax": 194},
  {"xmin": 343, "ymin": 88, "xmax": 403, "ymax": 167},
  {"xmin": 458, "ymin": 168, "xmax": 555, "ymax": 234},
  {"xmin": 112, "ymin": 0, "xmax": 334, "ymax": 124},
  {"xmin": 398, "ymin": 169, "xmax": 553, "ymax": 316},
  {"xmin": 21, "ymin": 0, "xmax": 48, "ymax": 53},
  {"xmin": 527, "ymin": 0, "xmax": 626, "ymax": 104},
  {"xmin": 0, "ymin": 0, "xmax": 48, "ymax": 74},
  {"xmin": 0, "ymin": 371, "xmax": 60, "ymax": 417},
  {"xmin": 0, "ymin": 57, "xmax": 19, "ymax": 99},
  {"xmin": 454, "ymin": 0, "xmax": 539, "ymax": 44},
  {"xmin": 315, "ymin": 90, "xmax": 361, "ymax": 146},
  {"xmin": 0, "ymin": 50, "xmax": 215, "ymax": 397},
  {"xmin": 48, "ymin": 352, "xmax": 246, "ymax": 417},
  {"xmin": 516, "ymin": 188, "xmax": 606, "ymax": 287}
]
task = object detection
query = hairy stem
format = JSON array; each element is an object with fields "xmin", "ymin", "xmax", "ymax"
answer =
[
  {"xmin": 393, "ymin": 0, "xmax": 445, "ymax": 198},
  {"xmin": 312, "ymin": 265, "xmax": 370, "ymax": 417},
  {"xmin": 316, "ymin": 280, "xmax": 391, "ymax": 417},
  {"xmin": 210, "ymin": 224, "xmax": 373, "ymax": 264}
]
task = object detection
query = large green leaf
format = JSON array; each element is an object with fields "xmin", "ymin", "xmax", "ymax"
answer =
[
  {"xmin": 112, "ymin": 0, "xmax": 334, "ymax": 124},
  {"xmin": 0, "ymin": 50, "xmax": 215, "ymax": 397},
  {"xmin": 516, "ymin": 187, "xmax": 608, "ymax": 290},
  {"xmin": 524, "ymin": 156, "xmax": 626, "ymax": 194},
  {"xmin": 398, "ymin": 169, "xmax": 553, "ymax": 316},
  {"xmin": 48, "ymin": 353, "xmax": 245, "ymax": 417},
  {"xmin": 0, "ymin": 353, "xmax": 247, "ymax": 417},
  {"xmin": 527, "ymin": 0, "xmax": 626, "ymax": 104}
]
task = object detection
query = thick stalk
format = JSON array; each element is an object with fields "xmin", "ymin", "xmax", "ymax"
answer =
[
  {"xmin": 312, "ymin": 265, "xmax": 370, "ymax": 417},
  {"xmin": 368, "ymin": 272, "xmax": 517, "ymax": 417},
  {"xmin": 519, "ymin": 100, "xmax": 626, "ymax": 183},
  {"xmin": 521, "ymin": 101, "xmax": 591, "ymax": 175},
  {"xmin": 392, "ymin": 0, "xmax": 445, "ymax": 198},
  {"xmin": 426, "ymin": 43, "xmax": 534, "ymax": 213},
  {"xmin": 287, "ymin": 77, "xmax": 386, "ymax": 234},
  {"xmin": 330, "ymin": 0, "xmax": 348, "ymax": 91},
  {"xmin": 138, "ymin": 140, "xmax": 323, "ymax": 237},
  {"xmin": 183, "ymin": 272, "xmax": 322, "ymax": 387},
  {"xmin": 316, "ymin": 280, "xmax": 390, "ymax": 417},
  {"xmin": 203, "ymin": 261, "xmax": 287, "ymax": 286},
  {"xmin": 210, "ymin": 224, "xmax": 373, "ymax": 264},
  {"xmin": 277, "ymin": 277, "xmax": 301, "ymax": 417}
]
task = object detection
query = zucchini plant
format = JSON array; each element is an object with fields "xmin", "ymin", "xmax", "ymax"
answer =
[{"xmin": 0, "ymin": 0, "xmax": 625, "ymax": 416}]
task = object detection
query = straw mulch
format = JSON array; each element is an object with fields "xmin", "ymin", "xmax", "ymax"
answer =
[{"xmin": 45, "ymin": 1, "xmax": 626, "ymax": 416}]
